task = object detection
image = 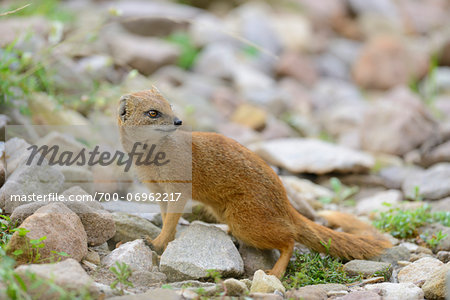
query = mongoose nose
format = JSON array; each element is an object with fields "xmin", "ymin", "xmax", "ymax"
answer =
[{"xmin": 174, "ymin": 118, "xmax": 182, "ymax": 126}]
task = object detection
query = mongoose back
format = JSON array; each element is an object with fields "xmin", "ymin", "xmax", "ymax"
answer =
[{"xmin": 117, "ymin": 88, "xmax": 391, "ymax": 278}]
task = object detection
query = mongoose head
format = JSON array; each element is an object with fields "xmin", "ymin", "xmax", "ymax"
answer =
[{"xmin": 118, "ymin": 87, "xmax": 182, "ymax": 130}]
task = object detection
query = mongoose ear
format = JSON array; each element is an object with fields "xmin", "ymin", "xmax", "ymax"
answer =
[{"xmin": 119, "ymin": 95, "xmax": 129, "ymax": 122}]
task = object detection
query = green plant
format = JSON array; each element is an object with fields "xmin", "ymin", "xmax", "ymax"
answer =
[
  {"xmin": 407, "ymin": 186, "xmax": 423, "ymax": 202},
  {"xmin": 422, "ymin": 230, "xmax": 448, "ymax": 249},
  {"xmin": 373, "ymin": 204, "xmax": 450, "ymax": 239},
  {"xmin": 0, "ymin": 40, "xmax": 54, "ymax": 105},
  {"xmin": 3, "ymin": 0, "xmax": 74, "ymax": 22},
  {"xmin": 0, "ymin": 209, "xmax": 18, "ymax": 246},
  {"xmin": 165, "ymin": 32, "xmax": 199, "ymax": 70},
  {"xmin": 110, "ymin": 262, "xmax": 133, "ymax": 295},
  {"xmin": 206, "ymin": 269, "xmax": 222, "ymax": 284},
  {"xmin": 7, "ymin": 228, "xmax": 68, "ymax": 264},
  {"xmin": 319, "ymin": 177, "xmax": 358, "ymax": 206},
  {"xmin": 283, "ymin": 251, "xmax": 362, "ymax": 289},
  {"xmin": 372, "ymin": 265, "xmax": 392, "ymax": 282}
]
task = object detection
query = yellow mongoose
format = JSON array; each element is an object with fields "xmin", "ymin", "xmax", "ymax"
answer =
[{"xmin": 117, "ymin": 88, "xmax": 391, "ymax": 278}]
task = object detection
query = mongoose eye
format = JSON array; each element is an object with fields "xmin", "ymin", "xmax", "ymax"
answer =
[{"xmin": 147, "ymin": 110, "xmax": 160, "ymax": 118}]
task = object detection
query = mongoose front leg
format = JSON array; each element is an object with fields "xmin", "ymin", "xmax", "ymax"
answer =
[{"xmin": 149, "ymin": 212, "xmax": 182, "ymax": 254}]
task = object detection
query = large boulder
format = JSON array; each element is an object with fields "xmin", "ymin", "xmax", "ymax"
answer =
[
  {"xmin": 106, "ymin": 28, "xmax": 180, "ymax": 76},
  {"xmin": 160, "ymin": 223, "xmax": 244, "ymax": 281},
  {"xmin": 352, "ymin": 35, "xmax": 428, "ymax": 90},
  {"xmin": 7, "ymin": 203, "xmax": 88, "ymax": 264},
  {"xmin": 14, "ymin": 259, "xmax": 98, "ymax": 299},
  {"xmin": 360, "ymin": 87, "xmax": 437, "ymax": 156},
  {"xmin": 110, "ymin": 212, "xmax": 161, "ymax": 245},
  {"xmin": 0, "ymin": 157, "xmax": 64, "ymax": 213},
  {"xmin": 250, "ymin": 138, "xmax": 374, "ymax": 174},
  {"xmin": 364, "ymin": 282, "xmax": 424, "ymax": 300},
  {"xmin": 102, "ymin": 239, "xmax": 158, "ymax": 272},
  {"xmin": 422, "ymin": 262, "xmax": 450, "ymax": 300},
  {"xmin": 397, "ymin": 257, "xmax": 443, "ymax": 284},
  {"xmin": 402, "ymin": 163, "xmax": 450, "ymax": 200}
]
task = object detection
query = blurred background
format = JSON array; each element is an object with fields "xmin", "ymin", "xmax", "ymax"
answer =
[{"xmin": 1, "ymin": 0, "xmax": 450, "ymax": 191}]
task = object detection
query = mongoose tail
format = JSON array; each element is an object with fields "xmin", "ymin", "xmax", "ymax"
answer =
[{"xmin": 292, "ymin": 208, "xmax": 392, "ymax": 260}]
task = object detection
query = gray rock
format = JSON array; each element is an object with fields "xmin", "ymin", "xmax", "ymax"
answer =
[
  {"xmin": 106, "ymin": 29, "xmax": 180, "ymax": 76},
  {"xmin": 285, "ymin": 284, "xmax": 335, "ymax": 300},
  {"xmin": 169, "ymin": 280, "xmax": 218, "ymax": 296},
  {"xmin": 249, "ymin": 292, "xmax": 283, "ymax": 300},
  {"xmin": 422, "ymin": 262, "xmax": 450, "ymax": 300},
  {"xmin": 3, "ymin": 137, "xmax": 32, "ymax": 176},
  {"xmin": 379, "ymin": 165, "xmax": 423, "ymax": 189},
  {"xmin": 109, "ymin": 288, "xmax": 181, "ymax": 300},
  {"xmin": 311, "ymin": 79, "xmax": 363, "ymax": 112},
  {"xmin": 402, "ymin": 163, "xmax": 450, "ymax": 200},
  {"xmin": 55, "ymin": 166, "xmax": 94, "ymax": 195},
  {"xmin": 344, "ymin": 260, "xmax": 392, "ymax": 278},
  {"xmin": 276, "ymin": 52, "xmax": 318, "ymax": 86},
  {"xmin": 112, "ymin": 1, "xmax": 201, "ymax": 37},
  {"xmin": 364, "ymin": 282, "xmax": 424, "ymax": 300},
  {"xmin": 398, "ymin": 257, "xmax": 443, "ymax": 284},
  {"xmin": 37, "ymin": 131, "xmax": 87, "ymax": 164},
  {"xmin": 194, "ymin": 43, "xmax": 237, "ymax": 79},
  {"xmin": 0, "ymin": 155, "xmax": 64, "ymax": 213},
  {"xmin": 373, "ymin": 246, "xmax": 411, "ymax": 265},
  {"xmin": 63, "ymin": 201, "xmax": 115, "ymax": 247},
  {"xmin": 237, "ymin": 3, "xmax": 282, "ymax": 57},
  {"xmin": 103, "ymin": 239, "xmax": 158, "ymax": 272},
  {"xmin": 14, "ymin": 259, "xmax": 98, "ymax": 299},
  {"xmin": 129, "ymin": 270, "xmax": 167, "ymax": 286},
  {"xmin": 160, "ymin": 223, "xmax": 244, "ymax": 281},
  {"xmin": 418, "ymin": 223, "xmax": 450, "ymax": 252},
  {"xmin": 356, "ymin": 190, "xmax": 402, "ymax": 215},
  {"xmin": 337, "ymin": 291, "xmax": 381, "ymax": 300},
  {"xmin": 286, "ymin": 283, "xmax": 349, "ymax": 299},
  {"xmin": 347, "ymin": 0, "xmax": 398, "ymax": 17},
  {"xmin": 223, "ymin": 278, "xmax": 249, "ymax": 296},
  {"xmin": 239, "ymin": 243, "xmax": 279, "ymax": 276},
  {"xmin": 250, "ymin": 270, "xmax": 285, "ymax": 293},
  {"xmin": 420, "ymin": 140, "xmax": 450, "ymax": 167},
  {"xmin": 76, "ymin": 55, "xmax": 116, "ymax": 82},
  {"xmin": 360, "ymin": 87, "xmax": 436, "ymax": 156},
  {"xmin": 353, "ymin": 36, "xmax": 427, "ymax": 90},
  {"xmin": 430, "ymin": 197, "xmax": 450, "ymax": 213},
  {"xmin": 7, "ymin": 203, "xmax": 87, "ymax": 264},
  {"xmin": 61, "ymin": 186, "xmax": 103, "ymax": 210},
  {"xmin": 111, "ymin": 212, "xmax": 161, "ymax": 245},
  {"xmin": 10, "ymin": 193, "xmax": 115, "ymax": 247},
  {"xmin": 316, "ymin": 52, "xmax": 350, "ymax": 80},
  {"xmin": 250, "ymin": 138, "xmax": 374, "ymax": 174},
  {"xmin": 437, "ymin": 251, "xmax": 450, "ymax": 263}
]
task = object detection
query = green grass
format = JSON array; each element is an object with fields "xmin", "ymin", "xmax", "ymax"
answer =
[
  {"xmin": 373, "ymin": 204, "xmax": 450, "ymax": 239},
  {"xmin": 282, "ymin": 251, "xmax": 362, "ymax": 289}
]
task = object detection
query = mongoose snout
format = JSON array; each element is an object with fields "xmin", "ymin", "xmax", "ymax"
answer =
[{"xmin": 173, "ymin": 117, "xmax": 182, "ymax": 126}]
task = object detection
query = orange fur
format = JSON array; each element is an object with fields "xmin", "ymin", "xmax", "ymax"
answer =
[{"xmin": 117, "ymin": 89, "xmax": 392, "ymax": 278}]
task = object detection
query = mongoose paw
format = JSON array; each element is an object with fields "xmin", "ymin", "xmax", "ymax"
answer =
[{"xmin": 142, "ymin": 235, "xmax": 156, "ymax": 251}]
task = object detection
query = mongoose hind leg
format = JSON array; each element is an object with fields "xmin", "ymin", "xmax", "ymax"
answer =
[
  {"xmin": 267, "ymin": 241, "xmax": 294, "ymax": 278},
  {"xmin": 151, "ymin": 212, "xmax": 182, "ymax": 254},
  {"xmin": 225, "ymin": 202, "xmax": 296, "ymax": 278}
]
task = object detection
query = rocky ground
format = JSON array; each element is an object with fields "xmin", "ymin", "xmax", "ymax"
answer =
[{"xmin": 1, "ymin": 0, "xmax": 450, "ymax": 299}]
